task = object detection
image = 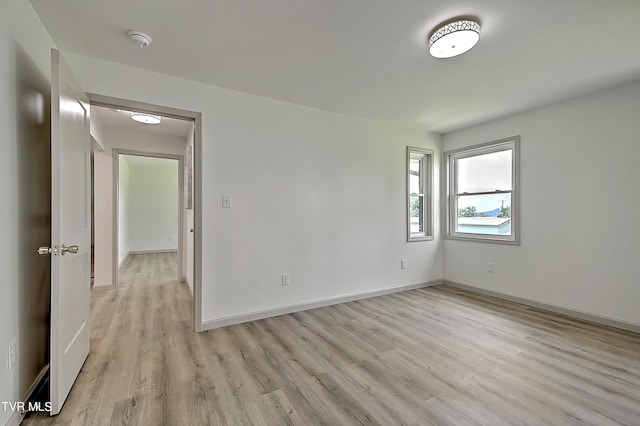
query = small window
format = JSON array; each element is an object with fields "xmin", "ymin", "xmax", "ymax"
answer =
[
  {"xmin": 407, "ymin": 147, "xmax": 433, "ymax": 241},
  {"xmin": 444, "ymin": 137, "xmax": 520, "ymax": 245}
]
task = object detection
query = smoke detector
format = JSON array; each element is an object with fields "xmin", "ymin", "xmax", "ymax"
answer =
[{"xmin": 128, "ymin": 30, "xmax": 152, "ymax": 48}]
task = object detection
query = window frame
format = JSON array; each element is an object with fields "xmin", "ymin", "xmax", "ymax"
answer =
[
  {"xmin": 443, "ymin": 136, "xmax": 520, "ymax": 245},
  {"xmin": 407, "ymin": 146, "xmax": 434, "ymax": 242}
]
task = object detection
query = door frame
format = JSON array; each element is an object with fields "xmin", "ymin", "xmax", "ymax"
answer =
[
  {"xmin": 88, "ymin": 94, "xmax": 203, "ymax": 332},
  {"xmin": 113, "ymin": 149, "xmax": 185, "ymax": 285}
]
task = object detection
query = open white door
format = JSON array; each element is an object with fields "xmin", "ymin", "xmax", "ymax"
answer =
[{"xmin": 49, "ymin": 49, "xmax": 91, "ymax": 415}]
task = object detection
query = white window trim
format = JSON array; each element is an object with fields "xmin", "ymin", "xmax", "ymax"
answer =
[
  {"xmin": 443, "ymin": 136, "xmax": 520, "ymax": 245},
  {"xmin": 407, "ymin": 146, "xmax": 434, "ymax": 242}
]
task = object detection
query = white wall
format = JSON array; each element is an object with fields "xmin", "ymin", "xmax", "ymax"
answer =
[
  {"xmin": 92, "ymin": 150, "xmax": 113, "ymax": 287},
  {"xmin": 64, "ymin": 52, "xmax": 443, "ymax": 325},
  {"xmin": 118, "ymin": 156, "xmax": 130, "ymax": 266},
  {"xmin": 92, "ymin": 127, "xmax": 186, "ymax": 287},
  {"xmin": 442, "ymin": 78, "xmax": 640, "ymax": 327},
  {"xmin": 127, "ymin": 158, "xmax": 179, "ymax": 253},
  {"xmin": 0, "ymin": 1, "xmax": 56, "ymax": 424},
  {"xmin": 90, "ymin": 111, "xmax": 105, "ymax": 148}
]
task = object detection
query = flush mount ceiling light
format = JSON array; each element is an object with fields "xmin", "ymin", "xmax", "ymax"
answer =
[
  {"xmin": 130, "ymin": 112, "xmax": 162, "ymax": 124},
  {"xmin": 428, "ymin": 17, "xmax": 480, "ymax": 58},
  {"xmin": 128, "ymin": 30, "xmax": 152, "ymax": 48}
]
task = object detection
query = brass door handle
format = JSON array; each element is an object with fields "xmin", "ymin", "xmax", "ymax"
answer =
[{"xmin": 61, "ymin": 244, "xmax": 79, "ymax": 255}]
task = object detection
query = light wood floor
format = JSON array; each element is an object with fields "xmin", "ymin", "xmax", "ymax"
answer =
[{"xmin": 25, "ymin": 253, "xmax": 640, "ymax": 425}]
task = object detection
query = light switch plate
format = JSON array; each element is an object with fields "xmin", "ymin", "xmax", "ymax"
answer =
[{"xmin": 222, "ymin": 195, "xmax": 231, "ymax": 208}]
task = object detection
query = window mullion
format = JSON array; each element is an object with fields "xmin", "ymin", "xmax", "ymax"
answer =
[{"xmin": 454, "ymin": 189, "xmax": 512, "ymax": 196}]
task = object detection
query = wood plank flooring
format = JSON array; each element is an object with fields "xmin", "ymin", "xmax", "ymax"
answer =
[{"xmin": 25, "ymin": 253, "xmax": 640, "ymax": 425}]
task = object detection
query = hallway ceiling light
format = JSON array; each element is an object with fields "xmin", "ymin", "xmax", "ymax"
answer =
[
  {"xmin": 130, "ymin": 112, "xmax": 162, "ymax": 124},
  {"xmin": 428, "ymin": 17, "xmax": 480, "ymax": 58},
  {"xmin": 128, "ymin": 30, "xmax": 152, "ymax": 48}
]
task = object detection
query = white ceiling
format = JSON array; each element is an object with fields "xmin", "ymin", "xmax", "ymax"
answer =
[
  {"xmin": 31, "ymin": 0, "xmax": 640, "ymax": 132},
  {"xmin": 91, "ymin": 105, "xmax": 193, "ymax": 139}
]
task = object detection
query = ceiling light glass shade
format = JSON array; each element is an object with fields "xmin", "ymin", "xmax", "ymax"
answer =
[
  {"xmin": 429, "ymin": 18, "xmax": 480, "ymax": 58},
  {"xmin": 128, "ymin": 30, "xmax": 152, "ymax": 48},
  {"xmin": 130, "ymin": 112, "xmax": 162, "ymax": 124}
]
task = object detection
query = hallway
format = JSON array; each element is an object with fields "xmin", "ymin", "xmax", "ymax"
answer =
[{"xmin": 26, "ymin": 252, "xmax": 191, "ymax": 425}]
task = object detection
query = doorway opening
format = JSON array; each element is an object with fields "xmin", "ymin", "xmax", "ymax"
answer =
[
  {"xmin": 115, "ymin": 153, "xmax": 182, "ymax": 284},
  {"xmin": 88, "ymin": 95, "xmax": 202, "ymax": 332}
]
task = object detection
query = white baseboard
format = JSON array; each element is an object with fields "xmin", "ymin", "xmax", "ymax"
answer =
[
  {"xmin": 24, "ymin": 365, "xmax": 48, "ymax": 402},
  {"xmin": 4, "ymin": 410, "xmax": 23, "ymax": 426},
  {"xmin": 92, "ymin": 283, "xmax": 116, "ymax": 292},
  {"xmin": 3, "ymin": 365, "xmax": 49, "ymax": 426},
  {"xmin": 118, "ymin": 252, "xmax": 129, "ymax": 270},
  {"xmin": 185, "ymin": 278, "xmax": 193, "ymax": 297},
  {"xmin": 201, "ymin": 279, "xmax": 442, "ymax": 331},
  {"xmin": 128, "ymin": 249, "xmax": 178, "ymax": 255},
  {"xmin": 443, "ymin": 280, "xmax": 640, "ymax": 334}
]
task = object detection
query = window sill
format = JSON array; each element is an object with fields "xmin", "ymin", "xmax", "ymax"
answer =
[
  {"xmin": 444, "ymin": 233, "xmax": 520, "ymax": 246},
  {"xmin": 408, "ymin": 235, "xmax": 434, "ymax": 242}
]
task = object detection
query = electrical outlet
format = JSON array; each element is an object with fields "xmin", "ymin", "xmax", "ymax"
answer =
[
  {"xmin": 488, "ymin": 262, "xmax": 496, "ymax": 273},
  {"xmin": 281, "ymin": 273, "xmax": 289, "ymax": 286},
  {"xmin": 8, "ymin": 340, "xmax": 16, "ymax": 372},
  {"xmin": 401, "ymin": 259, "xmax": 407, "ymax": 269}
]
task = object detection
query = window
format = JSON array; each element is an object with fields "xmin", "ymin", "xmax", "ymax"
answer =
[
  {"xmin": 407, "ymin": 147, "xmax": 433, "ymax": 241},
  {"xmin": 444, "ymin": 137, "xmax": 520, "ymax": 244}
]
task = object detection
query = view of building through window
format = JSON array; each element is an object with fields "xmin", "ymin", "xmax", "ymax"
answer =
[{"xmin": 457, "ymin": 193, "xmax": 511, "ymax": 235}]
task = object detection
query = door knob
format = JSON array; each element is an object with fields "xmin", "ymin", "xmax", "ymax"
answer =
[
  {"xmin": 38, "ymin": 246, "xmax": 58, "ymax": 256},
  {"xmin": 61, "ymin": 244, "xmax": 79, "ymax": 255}
]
